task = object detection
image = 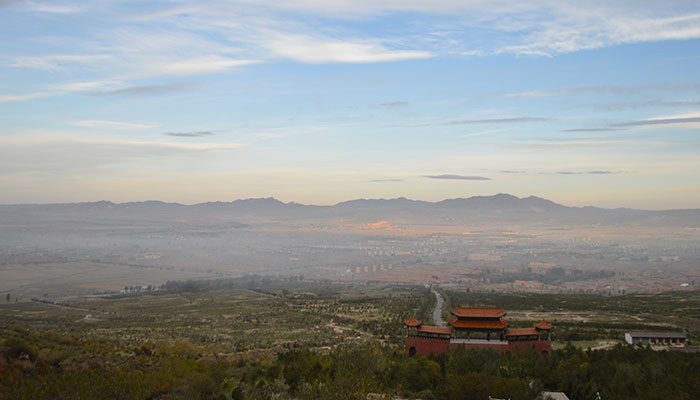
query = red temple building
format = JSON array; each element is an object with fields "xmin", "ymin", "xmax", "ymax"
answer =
[{"xmin": 405, "ymin": 306, "xmax": 552, "ymax": 356}]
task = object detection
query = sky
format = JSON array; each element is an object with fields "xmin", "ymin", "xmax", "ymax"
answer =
[{"xmin": 1, "ymin": 0, "xmax": 700, "ymax": 209}]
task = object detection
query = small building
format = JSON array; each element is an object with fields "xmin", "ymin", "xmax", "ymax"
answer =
[{"xmin": 624, "ymin": 331, "xmax": 686, "ymax": 346}]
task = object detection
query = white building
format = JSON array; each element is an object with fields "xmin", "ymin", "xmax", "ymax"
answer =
[{"xmin": 624, "ymin": 331, "xmax": 686, "ymax": 346}]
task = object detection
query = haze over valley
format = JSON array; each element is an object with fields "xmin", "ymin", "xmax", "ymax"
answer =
[{"xmin": 2, "ymin": 194, "xmax": 698, "ymax": 299}]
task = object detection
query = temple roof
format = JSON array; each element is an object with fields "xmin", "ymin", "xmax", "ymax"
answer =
[
  {"xmin": 451, "ymin": 307, "xmax": 506, "ymax": 318},
  {"xmin": 535, "ymin": 319, "xmax": 553, "ymax": 330},
  {"xmin": 418, "ymin": 325, "xmax": 452, "ymax": 335},
  {"xmin": 404, "ymin": 316, "xmax": 422, "ymax": 327},
  {"xmin": 448, "ymin": 317, "xmax": 509, "ymax": 329},
  {"xmin": 506, "ymin": 328, "xmax": 540, "ymax": 336}
]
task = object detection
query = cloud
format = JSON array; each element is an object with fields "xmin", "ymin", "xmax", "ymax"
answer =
[
  {"xmin": 0, "ymin": 80, "xmax": 117, "ymax": 103},
  {"xmin": 0, "ymin": 91, "xmax": 53, "ymax": 102},
  {"xmin": 9, "ymin": 54, "xmax": 114, "ymax": 72},
  {"xmin": 497, "ymin": 7, "xmax": 700, "ymax": 56},
  {"xmin": 425, "ymin": 174, "xmax": 492, "ymax": 181},
  {"xmin": 557, "ymin": 170, "xmax": 615, "ymax": 175},
  {"xmin": 260, "ymin": 33, "xmax": 434, "ymax": 63},
  {"xmin": 378, "ymin": 101, "xmax": 409, "ymax": 108},
  {"xmin": 88, "ymin": 83, "xmax": 194, "ymax": 96},
  {"xmin": 500, "ymin": 170, "xmax": 525, "ymax": 174},
  {"xmin": 613, "ymin": 116, "xmax": 700, "ymax": 127},
  {"xmin": 370, "ymin": 178, "xmax": 403, "ymax": 182},
  {"xmin": 504, "ymin": 85, "xmax": 635, "ymax": 98},
  {"xmin": 156, "ymin": 57, "xmax": 259, "ymax": 76},
  {"xmin": 27, "ymin": 3, "xmax": 83, "ymax": 13},
  {"xmin": 463, "ymin": 128, "xmax": 507, "ymax": 137},
  {"xmin": 0, "ymin": 138, "xmax": 244, "ymax": 175},
  {"xmin": 448, "ymin": 117, "xmax": 547, "ymax": 125},
  {"xmin": 511, "ymin": 140, "xmax": 663, "ymax": 151},
  {"xmin": 164, "ymin": 131, "xmax": 214, "ymax": 137},
  {"xmin": 504, "ymin": 83, "xmax": 700, "ymax": 99},
  {"xmin": 561, "ymin": 128, "xmax": 620, "ymax": 132},
  {"xmin": 585, "ymin": 99, "xmax": 700, "ymax": 112},
  {"xmin": 72, "ymin": 120, "xmax": 161, "ymax": 130},
  {"xmin": 51, "ymin": 80, "xmax": 119, "ymax": 92}
]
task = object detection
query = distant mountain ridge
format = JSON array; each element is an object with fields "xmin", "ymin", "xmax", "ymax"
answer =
[{"xmin": 1, "ymin": 194, "xmax": 698, "ymax": 227}]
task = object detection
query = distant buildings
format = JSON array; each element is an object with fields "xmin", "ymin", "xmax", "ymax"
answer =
[{"xmin": 624, "ymin": 331, "xmax": 686, "ymax": 346}]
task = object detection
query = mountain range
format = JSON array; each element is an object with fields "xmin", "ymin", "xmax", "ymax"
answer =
[{"xmin": 1, "ymin": 194, "xmax": 698, "ymax": 227}]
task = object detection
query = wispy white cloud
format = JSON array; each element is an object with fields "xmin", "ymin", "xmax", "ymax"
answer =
[
  {"xmin": 8, "ymin": 54, "xmax": 114, "ymax": 72},
  {"xmin": 0, "ymin": 91, "xmax": 54, "ymax": 102},
  {"xmin": 227, "ymin": 1, "xmax": 700, "ymax": 56},
  {"xmin": 497, "ymin": 6, "xmax": 700, "ymax": 56},
  {"xmin": 260, "ymin": 33, "xmax": 433, "ymax": 63},
  {"xmin": 157, "ymin": 56, "xmax": 259, "ymax": 76},
  {"xmin": 49, "ymin": 80, "xmax": 119, "ymax": 92},
  {"xmin": 71, "ymin": 120, "xmax": 161, "ymax": 130},
  {"xmin": 27, "ymin": 2, "xmax": 83, "ymax": 14},
  {"xmin": 613, "ymin": 111, "xmax": 700, "ymax": 128},
  {"xmin": 0, "ymin": 80, "xmax": 118, "ymax": 103},
  {"xmin": 88, "ymin": 82, "xmax": 194, "ymax": 97}
]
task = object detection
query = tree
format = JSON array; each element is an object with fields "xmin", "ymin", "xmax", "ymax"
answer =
[{"xmin": 6, "ymin": 293, "xmax": 9, "ymax": 303}]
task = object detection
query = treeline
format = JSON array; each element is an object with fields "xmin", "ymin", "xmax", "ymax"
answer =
[
  {"xmin": 160, "ymin": 275, "xmax": 387, "ymax": 298},
  {"xmin": 481, "ymin": 268, "xmax": 616, "ymax": 285},
  {"xmin": 2, "ymin": 331, "xmax": 700, "ymax": 400}
]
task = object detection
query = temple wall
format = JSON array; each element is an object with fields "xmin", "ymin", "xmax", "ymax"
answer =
[
  {"xmin": 405, "ymin": 336, "xmax": 552, "ymax": 357},
  {"xmin": 406, "ymin": 336, "xmax": 450, "ymax": 357}
]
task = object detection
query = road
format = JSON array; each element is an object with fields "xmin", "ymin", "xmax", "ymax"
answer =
[{"xmin": 431, "ymin": 287, "xmax": 446, "ymax": 327}]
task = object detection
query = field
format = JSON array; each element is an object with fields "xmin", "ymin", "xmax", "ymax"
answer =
[
  {"xmin": 2, "ymin": 279, "xmax": 700, "ymax": 399},
  {"xmin": 0, "ymin": 261, "xmax": 220, "ymax": 300},
  {"xmin": 0, "ymin": 279, "xmax": 434, "ymax": 353},
  {"xmin": 443, "ymin": 289, "xmax": 700, "ymax": 343}
]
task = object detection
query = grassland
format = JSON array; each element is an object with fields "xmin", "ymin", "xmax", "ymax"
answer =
[{"xmin": 1, "ymin": 279, "xmax": 434, "ymax": 355}]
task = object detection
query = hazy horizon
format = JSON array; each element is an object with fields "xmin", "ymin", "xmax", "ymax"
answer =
[{"xmin": 2, "ymin": 192, "xmax": 700, "ymax": 211}]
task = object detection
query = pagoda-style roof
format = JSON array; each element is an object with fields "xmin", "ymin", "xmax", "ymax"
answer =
[
  {"xmin": 534, "ymin": 319, "xmax": 553, "ymax": 330},
  {"xmin": 404, "ymin": 316, "xmax": 422, "ymax": 327},
  {"xmin": 506, "ymin": 328, "xmax": 539, "ymax": 336},
  {"xmin": 451, "ymin": 307, "xmax": 506, "ymax": 318},
  {"xmin": 418, "ymin": 325, "xmax": 452, "ymax": 335},
  {"xmin": 448, "ymin": 317, "xmax": 509, "ymax": 330}
]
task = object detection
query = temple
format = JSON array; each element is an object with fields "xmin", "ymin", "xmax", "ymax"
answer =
[{"xmin": 405, "ymin": 306, "xmax": 552, "ymax": 356}]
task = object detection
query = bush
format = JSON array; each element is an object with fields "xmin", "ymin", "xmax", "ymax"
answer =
[{"xmin": 4, "ymin": 337, "xmax": 36, "ymax": 360}]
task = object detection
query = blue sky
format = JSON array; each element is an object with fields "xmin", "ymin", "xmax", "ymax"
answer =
[{"xmin": 1, "ymin": 1, "xmax": 700, "ymax": 209}]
